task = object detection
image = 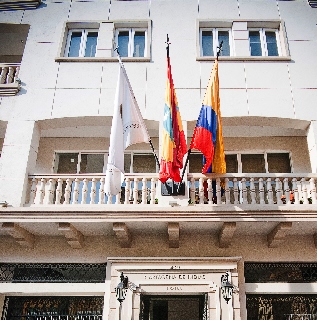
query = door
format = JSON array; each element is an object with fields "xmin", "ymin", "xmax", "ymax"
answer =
[{"xmin": 140, "ymin": 295, "xmax": 208, "ymax": 320}]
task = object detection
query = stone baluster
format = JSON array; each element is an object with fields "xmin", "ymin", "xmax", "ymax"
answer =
[
  {"xmin": 275, "ymin": 178, "xmax": 282, "ymax": 205},
  {"xmin": 15, "ymin": 66, "xmax": 20, "ymax": 81},
  {"xmin": 0, "ymin": 67, "xmax": 8, "ymax": 84},
  {"xmin": 150, "ymin": 178, "xmax": 156, "ymax": 204},
  {"xmin": 47, "ymin": 178, "xmax": 55, "ymax": 204},
  {"xmin": 81, "ymin": 178, "xmax": 88, "ymax": 204},
  {"xmin": 301, "ymin": 178, "xmax": 308, "ymax": 204},
  {"xmin": 241, "ymin": 178, "xmax": 247, "ymax": 204},
  {"xmin": 64, "ymin": 178, "xmax": 72, "ymax": 204},
  {"xmin": 72, "ymin": 178, "xmax": 80, "ymax": 204},
  {"xmin": 207, "ymin": 178, "xmax": 213, "ymax": 204},
  {"xmin": 292, "ymin": 178, "xmax": 299, "ymax": 204},
  {"xmin": 29, "ymin": 177, "xmax": 37, "ymax": 205},
  {"xmin": 55, "ymin": 178, "xmax": 63, "ymax": 205},
  {"xmin": 133, "ymin": 178, "xmax": 139, "ymax": 204},
  {"xmin": 283, "ymin": 178, "xmax": 290, "ymax": 204},
  {"xmin": 142, "ymin": 177, "xmax": 147, "ymax": 204},
  {"xmin": 267, "ymin": 178, "xmax": 273, "ymax": 204},
  {"xmin": 259, "ymin": 178, "xmax": 265, "ymax": 204},
  {"xmin": 90, "ymin": 178, "xmax": 96, "ymax": 204},
  {"xmin": 115, "ymin": 193, "xmax": 121, "ymax": 204},
  {"xmin": 216, "ymin": 178, "xmax": 221, "ymax": 204},
  {"xmin": 199, "ymin": 178, "xmax": 204, "ymax": 204},
  {"xmin": 7, "ymin": 67, "xmax": 15, "ymax": 83},
  {"xmin": 310, "ymin": 178, "xmax": 316, "ymax": 204},
  {"xmin": 124, "ymin": 178, "xmax": 130, "ymax": 204},
  {"xmin": 233, "ymin": 178, "xmax": 239, "ymax": 204},
  {"xmin": 98, "ymin": 177, "xmax": 105, "ymax": 204},
  {"xmin": 190, "ymin": 177, "xmax": 195, "ymax": 204},
  {"xmin": 225, "ymin": 178, "xmax": 230, "ymax": 204},
  {"xmin": 250, "ymin": 178, "xmax": 256, "ymax": 204},
  {"xmin": 38, "ymin": 178, "xmax": 46, "ymax": 204}
]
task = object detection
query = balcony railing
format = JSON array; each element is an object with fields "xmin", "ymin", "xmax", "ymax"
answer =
[
  {"xmin": 0, "ymin": 64, "xmax": 21, "ymax": 96},
  {"xmin": 26, "ymin": 173, "xmax": 317, "ymax": 206}
]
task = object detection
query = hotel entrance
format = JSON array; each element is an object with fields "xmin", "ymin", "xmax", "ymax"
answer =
[{"xmin": 139, "ymin": 295, "xmax": 208, "ymax": 320}]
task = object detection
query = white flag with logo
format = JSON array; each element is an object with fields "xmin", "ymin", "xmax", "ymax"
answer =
[{"xmin": 105, "ymin": 62, "xmax": 150, "ymax": 197}]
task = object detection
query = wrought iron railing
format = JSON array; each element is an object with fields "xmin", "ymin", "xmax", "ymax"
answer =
[
  {"xmin": 3, "ymin": 315, "xmax": 102, "ymax": 320},
  {"xmin": 245, "ymin": 262, "xmax": 317, "ymax": 283},
  {"xmin": 0, "ymin": 263, "xmax": 106, "ymax": 283},
  {"xmin": 27, "ymin": 173, "xmax": 317, "ymax": 206}
]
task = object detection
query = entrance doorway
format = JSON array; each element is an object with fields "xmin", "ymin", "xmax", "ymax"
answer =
[{"xmin": 139, "ymin": 295, "xmax": 208, "ymax": 320}]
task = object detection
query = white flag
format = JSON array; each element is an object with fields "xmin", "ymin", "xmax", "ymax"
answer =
[{"xmin": 105, "ymin": 62, "xmax": 150, "ymax": 197}]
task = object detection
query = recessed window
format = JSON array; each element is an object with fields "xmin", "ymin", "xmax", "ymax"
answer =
[
  {"xmin": 249, "ymin": 29, "xmax": 280, "ymax": 57},
  {"xmin": 65, "ymin": 29, "xmax": 98, "ymax": 57},
  {"xmin": 115, "ymin": 28, "xmax": 146, "ymax": 57},
  {"xmin": 200, "ymin": 28, "xmax": 231, "ymax": 57}
]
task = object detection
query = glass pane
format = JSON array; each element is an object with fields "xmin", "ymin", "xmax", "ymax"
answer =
[
  {"xmin": 118, "ymin": 30, "xmax": 129, "ymax": 57},
  {"xmin": 56, "ymin": 153, "xmax": 78, "ymax": 173},
  {"xmin": 201, "ymin": 30, "xmax": 213, "ymax": 56},
  {"xmin": 68, "ymin": 32, "xmax": 82, "ymax": 57},
  {"xmin": 267, "ymin": 153, "xmax": 291, "ymax": 173},
  {"xmin": 133, "ymin": 154, "xmax": 156, "ymax": 173},
  {"xmin": 80, "ymin": 154, "xmax": 104, "ymax": 173},
  {"xmin": 189, "ymin": 153, "xmax": 204, "ymax": 173},
  {"xmin": 241, "ymin": 154, "xmax": 265, "ymax": 173},
  {"xmin": 265, "ymin": 31, "xmax": 278, "ymax": 56},
  {"xmin": 218, "ymin": 31, "xmax": 230, "ymax": 56},
  {"xmin": 225, "ymin": 154, "xmax": 238, "ymax": 173},
  {"xmin": 124, "ymin": 153, "xmax": 131, "ymax": 173},
  {"xmin": 249, "ymin": 31, "xmax": 262, "ymax": 56},
  {"xmin": 84, "ymin": 32, "xmax": 98, "ymax": 57},
  {"xmin": 133, "ymin": 31, "xmax": 145, "ymax": 57}
]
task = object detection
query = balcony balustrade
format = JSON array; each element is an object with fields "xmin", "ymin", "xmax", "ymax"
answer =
[
  {"xmin": 27, "ymin": 173, "xmax": 317, "ymax": 206},
  {"xmin": 0, "ymin": 64, "xmax": 21, "ymax": 95}
]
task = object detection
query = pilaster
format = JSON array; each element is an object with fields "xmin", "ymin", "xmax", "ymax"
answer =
[{"xmin": 0, "ymin": 120, "xmax": 40, "ymax": 206}]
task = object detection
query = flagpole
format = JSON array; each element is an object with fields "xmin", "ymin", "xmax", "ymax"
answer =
[
  {"xmin": 177, "ymin": 41, "xmax": 223, "ymax": 192},
  {"xmin": 114, "ymin": 47, "xmax": 160, "ymax": 169}
]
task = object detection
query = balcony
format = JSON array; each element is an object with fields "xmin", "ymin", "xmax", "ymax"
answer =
[
  {"xmin": 0, "ymin": 64, "xmax": 21, "ymax": 95},
  {"xmin": 26, "ymin": 173, "xmax": 317, "ymax": 207}
]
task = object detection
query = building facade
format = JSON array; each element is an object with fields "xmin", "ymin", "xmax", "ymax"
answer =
[{"xmin": 0, "ymin": 0, "xmax": 317, "ymax": 319}]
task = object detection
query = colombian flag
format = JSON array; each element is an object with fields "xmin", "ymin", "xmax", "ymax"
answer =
[
  {"xmin": 190, "ymin": 60, "xmax": 226, "ymax": 174},
  {"xmin": 159, "ymin": 55, "xmax": 187, "ymax": 183}
]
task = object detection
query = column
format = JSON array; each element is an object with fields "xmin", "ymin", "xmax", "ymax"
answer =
[
  {"xmin": 307, "ymin": 121, "xmax": 317, "ymax": 173},
  {"xmin": 0, "ymin": 120, "xmax": 40, "ymax": 206}
]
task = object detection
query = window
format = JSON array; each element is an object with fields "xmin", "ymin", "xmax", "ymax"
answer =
[
  {"xmin": 200, "ymin": 28, "xmax": 231, "ymax": 57},
  {"xmin": 249, "ymin": 29, "xmax": 280, "ymax": 56},
  {"xmin": 65, "ymin": 29, "xmax": 98, "ymax": 57},
  {"xmin": 115, "ymin": 28, "xmax": 147, "ymax": 57},
  {"xmin": 226, "ymin": 152, "xmax": 292, "ymax": 173}
]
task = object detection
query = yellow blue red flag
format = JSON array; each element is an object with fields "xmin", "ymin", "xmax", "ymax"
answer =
[
  {"xmin": 190, "ymin": 59, "xmax": 226, "ymax": 173},
  {"xmin": 159, "ymin": 55, "xmax": 187, "ymax": 183}
]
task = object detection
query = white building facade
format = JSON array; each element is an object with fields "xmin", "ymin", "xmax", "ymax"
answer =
[{"xmin": 0, "ymin": 0, "xmax": 317, "ymax": 319}]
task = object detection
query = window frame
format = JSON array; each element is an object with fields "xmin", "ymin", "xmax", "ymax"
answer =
[
  {"xmin": 114, "ymin": 27, "xmax": 147, "ymax": 58},
  {"xmin": 248, "ymin": 28, "xmax": 281, "ymax": 57},
  {"xmin": 64, "ymin": 28, "xmax": 99, "ymax": 58},
  {"xmin": 197, "ymin": 19, "xmax": 290, "ymax": 61},
  {"xmin": 199, "ymin": 27, "xmax": 233, "ymax": 57}
]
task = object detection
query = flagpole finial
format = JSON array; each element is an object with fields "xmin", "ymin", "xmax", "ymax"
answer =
[
  {"xmin": 114, "ymin": 45, "xmax": 120, "ymax": 56},
  {"xmin": 216, "ymin": 40, "xmax": 223, "ymax": 60},
  {"xmin": 165, "ymin": 34, "xmax": 171, "ymax": 58}
]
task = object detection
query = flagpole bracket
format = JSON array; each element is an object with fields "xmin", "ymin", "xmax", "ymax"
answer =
[{"xmin": 161, "ymin": 181, "xmax": 185, "ymax": 196}]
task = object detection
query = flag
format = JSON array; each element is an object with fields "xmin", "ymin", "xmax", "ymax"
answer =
[
  {"xmin": 159, "ymin": 55, "xmax": 187, "ymax": 183},
  {"xmin": 190, "ymin": 59, "xmax": 226, "ymax": 173},
  {"xmin": 105, "ymin": 60, "xmax": 150, "ymax": 196}
]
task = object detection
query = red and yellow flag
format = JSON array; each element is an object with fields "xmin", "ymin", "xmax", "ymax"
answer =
[{"xmin": 159, "ymin": 55, "xmax": 187, "ymax": 183}]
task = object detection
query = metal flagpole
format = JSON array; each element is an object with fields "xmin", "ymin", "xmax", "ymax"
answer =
[
  {"xmin": 177, "ymin": 41, "xmax": 223, "ymax": 193},
  {"xmin": 114, "ymin": 46, "xmax": 160, "ymax": 169}
]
